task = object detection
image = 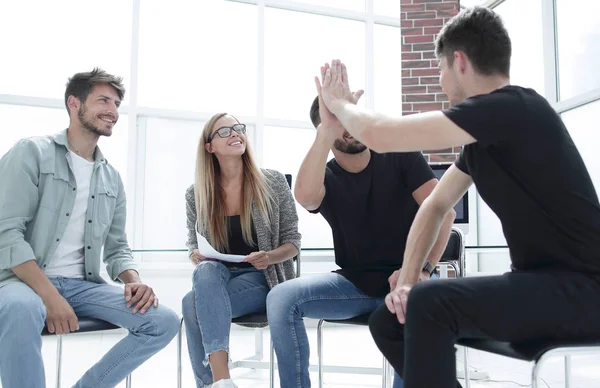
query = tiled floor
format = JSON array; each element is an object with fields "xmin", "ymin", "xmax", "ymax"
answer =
[{"xmin": 4, "ymin": 324, "xmax": 600, "ymax": 387}]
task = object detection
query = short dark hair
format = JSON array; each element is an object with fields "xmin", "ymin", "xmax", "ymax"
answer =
[
  {"xmin": 64, "ymin": 68, "xmax": 125, "ymax": 115},
  {"xmin": 435, "ymin": 6, "xmax": 511, "ymax": 77},
  {"xmin": 310, "ymin": 96, "xmax": 320, "ymax": 128}
]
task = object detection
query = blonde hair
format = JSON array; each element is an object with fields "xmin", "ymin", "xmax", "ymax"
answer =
[{"xmin": 194, "ymin": 113, "xmax": 273, "ymax": 252}]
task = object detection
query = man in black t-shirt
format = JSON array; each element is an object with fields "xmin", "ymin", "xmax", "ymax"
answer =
[
  {"xmin": 265, "ymin": 87, "xmax": 455, "ymax": 387},
  {"xmin": 316, "ymin": 6, "xmax": 600, "ymax": 388}
]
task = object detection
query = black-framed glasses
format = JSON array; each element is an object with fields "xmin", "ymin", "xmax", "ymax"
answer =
[{"xmin": 207, "ymin": 123, "xmax": 246, "ymax": 142}]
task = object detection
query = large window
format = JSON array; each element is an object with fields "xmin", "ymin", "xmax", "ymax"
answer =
[
  {"xmin": 264, "ymin": 9, "xmax": 366, "ymax": 121},
  {"xmin": 0, "ymin": 0, "xmax": 132, "ymax": 103},
  {"xmin": 495, "ymin": 0, "xmax": 545, "ymax": 96},
  {"xmin": 137, "ymin": 0, "xmax": 257, "ymax": 115},
  {"xmin": 374, "ymin": 24, "xmax": 402, "ymax": 116},
  {"xmin": 556, "ymin": 0, "xmax": 600, "ymax": 100}
]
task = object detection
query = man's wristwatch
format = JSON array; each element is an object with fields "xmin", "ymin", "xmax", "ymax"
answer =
[{"xmin": 422, "ymin": 260, "xmax": 436, "ymax": 277}]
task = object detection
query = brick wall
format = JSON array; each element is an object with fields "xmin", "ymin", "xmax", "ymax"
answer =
[{"xmin": 401, "ymin": 0, "xmax": 460, "ymax": 163}]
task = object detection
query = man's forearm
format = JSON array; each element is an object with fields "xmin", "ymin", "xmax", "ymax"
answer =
[
  {"xmin": 295, "ymin": 130, "xmax": 333, "ymax": 206},
  {"xmin": 398, "ymin": 201, "xmax": 449, "ymax": 286},
  {"xmin": 425, "ymin": 210, "xmax": 456, "ymax": 268},
  {"xmin": 330, "ymin": 101, "xmax": 377, "ymax": 144},
  {"xmin": 118, "ymin": 269, "xmax": 141, "ymax": 284},
  {"xmin": 12, "ymin": 260, "xmax": 60, "ymax": 301}
]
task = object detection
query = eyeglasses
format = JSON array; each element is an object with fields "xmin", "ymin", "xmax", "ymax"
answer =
[{"xmin": 207, "ymin": 123, "xmax": 246, "ymax": 142}]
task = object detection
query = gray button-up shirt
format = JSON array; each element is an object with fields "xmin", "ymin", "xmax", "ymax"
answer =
[{"xmin": 0, "ymin": 129, "xmax": 138, "ymax": 288}]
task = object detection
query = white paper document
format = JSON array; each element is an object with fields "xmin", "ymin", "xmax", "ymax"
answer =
[{"xmin": 195, "ymin": 228, "xmax": 246, "ymax": 263}]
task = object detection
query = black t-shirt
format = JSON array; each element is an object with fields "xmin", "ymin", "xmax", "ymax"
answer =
[
  {"xmin": 311, "ymin": 151, "xmax": 435, "ymax": 297},
  {"xmin": 222, "ymin": 215, "xmax": 256, "ymax": 269},
  {"xmin": 445, "ymin": 85, "xmax": 600, "ymax": 273}
]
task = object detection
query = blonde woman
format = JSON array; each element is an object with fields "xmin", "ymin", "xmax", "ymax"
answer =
[{"xmin": 181, "ymin": 113, "xmax": 301, "ymax": 388}]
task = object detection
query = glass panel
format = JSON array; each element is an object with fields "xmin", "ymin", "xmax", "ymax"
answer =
[
  {"xmin": 459, "ymin": 0, "xmax": 490, "ymax": 7},
  {"xmin": 0, "ymin": 105, "xmax": 67, "ymax": 158},
  {"xmin": 141, "ymin": 117, "xmax": 255, "ymax": 249},
  {"xmin": 291, "ymin": 0, "xmax": 364, "ymax": 12},
  {"xmin": 556, "ymin": 0, "xmax": 600, "ymax": 100},
  {"xmin": 138, "ymin": 0, "xmax": 257, "ymax": 115},
  {"xmin": 261, "ymin": 126, "xmax": 334, "ymax": 249},
  {"xmin": 374, "ymin": 24, "xmax": 402, "ymax": 116},
  {"xmin": 264, "ymin": 9, "xmax": 366, "ymax": 121},
  {"xmin": 0, "ymin": 1, "xmax": 132, "ymax": 102},
  {"xmin": 561, "ymin": 100, "xmax": 600, "ymax": 194},
  {"xmin": 495, "ymin": 0, "xmax": 545, "ymax": 96},
  {"xmin": 374, "ymin": 0, "xmax": 400, "ymax": 18}
]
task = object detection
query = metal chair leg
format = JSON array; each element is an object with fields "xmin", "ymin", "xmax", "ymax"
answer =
[
  {"xmin": 125, "ymin": 374, "xmax": 131, "ymax": 388},
  {"xmin": 269, "ymin": 338, "xmax": 275, "ymax": 388},
  {"xmin": 565, "ymin": 355, "xmax": 572, "ymax": 388},
  {"xmin": 177, "ymin": 317, "xmax": 184, "ymax": 388},
  {"xmin": 463, "ymin": 346, "xmax": 470, "ymax": 388},
  {"xmin": 317, "ymin": 320, "xmax": 324, "ymax": 388},
  {"xmin": 55, "ymin": 335, "xmax": 63, "ymax": 388},
  {"xmin": 532, "ymin": 360, "xmax": 541, "ymax": 388}
]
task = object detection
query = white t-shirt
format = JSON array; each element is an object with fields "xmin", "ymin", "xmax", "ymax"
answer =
[{"xmin": 45, "ymin": 152, "xmax": 95, "ymax": 278}]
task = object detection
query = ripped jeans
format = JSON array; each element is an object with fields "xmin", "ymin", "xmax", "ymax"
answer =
[{"xmin": 181, "ymin": 261, "xmax": 269, "ymax": 388}]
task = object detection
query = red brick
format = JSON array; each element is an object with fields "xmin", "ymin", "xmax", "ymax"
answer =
[
  {"xmin": 401, "ymin": 0, "xmax": 413, "ymax": 4},
  {"xmin": 424, "ymin": 26, "xmax": 442, "ymax": 35},
  {"xmin": 401, "ymin": 3, "xmax": 426, "ymax": 12},
  {"xmin": 423, "ymin": 51, "xmax": 437, "ymax": 59},
  {"xmin": 413, "ymin": 0, "xmax": 437, "ymax": 3},
  {"xmin": 413, "ymin": 102, "xmax": 444, "ymax": 111},
  {"xmin": 401, "ymin": 12, "xmax": 407, "ymax": 20},
  {"xmin": 426, "ymin": 148, "xmax": 453, "ymax": 153},
  {"xmin": 402, "ymin": 69, "xmax": 411, "ymax": 77},
  {"xmin": 426, "ymin": 2, "xmax": 458, "ymax": 11},
  {"xmin": 414, "ymin": 19, "xmax": 443, "ymax": 27},
  {"xmin": 427, "ymin": 85, "xmax": 444, "ymax": 93},
  {"xmin": 429, "ymin": 154, "xmax": 457, "ymax": 162},
  {"xmin": 403, "ymin": 52, "xmax": 422, "ymax": 60},
  {"xmin": 420, "ymin": 76, "xmax": 440, "ymax": 85},
  {"xmin": 437, "ymin": 9, "xmax": 458, "ymax": 18},
  {"xmin": 435, "ymin": 93, "xmax": 449, "ymax": 101},
  {"xmin": 402, "ymin": 77, "xmax": 420, "ymax": 86},
  {"xmin": 411, "ymin": 68, "xmax": 439, "ymax": 77},
  {"xmin": 442, "ymin": 101, "xmax": 451, "ymax": 109},
  {"xmin": 430, "ymin": 59, "xmax": 440, "ymax": 67},
  {"xmin": 405, "ymin": 11, "xmax": 436, "ymax": 19},
  {"xmin": 402, "ymin": 103, "xmax": 413, "ymax": 111},
  {"xmin": 453, "ymin": 146, "xmax": 463, "ymax": 153},
  {"xmin": 402, "ymin": 27, "xmax": 425, "ymax": 36},
  {"xmin": 402, "ymin": 44, "xmax": 413, "ymax": 52},
  {"xmin": 406, "ymin": 94, "xmax": 436, "ymax": 102},
  {"xmin": 404, "ymin": 35, "xmax": 434, "ymax": 44},
  {"xmin": 401, "ymin": 20, "xmax": 414, "ymax": 28},
  {"xmin": 412, "ymin": 43, "xmax": 435, "ymax": 51},
  {"xmin": 403, "ymin": 85, "xmax": 427, "ymax": 94},
  {"xmin": 403, "ymin": 60, "xmax": 431, "ymax": 69}
]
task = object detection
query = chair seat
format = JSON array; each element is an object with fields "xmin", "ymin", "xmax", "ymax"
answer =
[
  {"xmin": 323, "ymin": 314, "xmax": 370, "ymax": 326},
  {"xmin": 457, "ymin": 338, "xmax": 600, "ymax": 362},
  {"xmin": 232, "ymin": 311, "xmax": 268, "ymax": 325},
  {"xmin": 42, "ymin": 318, "xmax": 120, "ymax": 335}
]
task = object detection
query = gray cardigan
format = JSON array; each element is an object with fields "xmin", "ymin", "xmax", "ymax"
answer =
[{"xmin": 185, "ymin": 169, "xmax": 301, "ymax": 291}]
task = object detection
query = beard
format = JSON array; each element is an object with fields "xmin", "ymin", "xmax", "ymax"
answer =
[
  {"xmin": 77, "ymin": 104, "xmax": 115, "ymax": 137},
  {"xmin": 333, "ymin": 131, "xmax": 367, "ymax": 154}
]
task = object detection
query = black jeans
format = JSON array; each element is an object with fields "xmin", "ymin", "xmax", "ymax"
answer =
[{"xmin": 368, "ymin": 271, "xmax": 600, "ymax": 388}]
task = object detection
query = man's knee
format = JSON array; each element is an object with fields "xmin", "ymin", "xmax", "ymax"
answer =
[
  {"xmin": 405, "ymin": 280, "xmax": 449, "ymax": 322},
  {"xmin": 146, "ymin": 306, "xmax": 180, "ymax": 341},
  {"xmin": 369, "ymin": 304, "xmax": 402, "ymax": 342},
  {"xmin": 266, "ymin": 279, "xmax": 302, "ymax": 322},
  {"xmin": 0, "ymin": 289, "xmax": 46, "ymax": 333}
]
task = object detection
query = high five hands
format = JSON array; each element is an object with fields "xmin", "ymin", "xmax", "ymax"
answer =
[{"xmin": 314, "ymin": 59, "xmax": 363, "ymax": 132}]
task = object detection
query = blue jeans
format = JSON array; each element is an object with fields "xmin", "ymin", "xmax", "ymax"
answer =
[
  {"xmin": 266, "ymin": 272, "xmax": 404, "ymax": 388},
  {"xmin": 0, "ymin": 277, "xmax": 179, "ymax": 388},
  {"xmin": 181, "ymin": 261, "xmax": 269, "ymax": 388}
]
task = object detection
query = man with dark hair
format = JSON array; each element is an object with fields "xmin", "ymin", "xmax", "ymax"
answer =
[
  {"xmin": 0, "ymin": 68, "xmax": 179, "ymax": 387},
  {"xmin": 266, "ymin": 72, "xmax": 455, "ymax": 387},
  {"xmin": 317, "ymin": 6, "xmax": 600, "ymax": 388}
]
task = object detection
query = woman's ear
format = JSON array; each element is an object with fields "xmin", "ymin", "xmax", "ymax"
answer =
[{"xmin": 205, "ymin": 142, "xmax": 213, "ymax": 154}]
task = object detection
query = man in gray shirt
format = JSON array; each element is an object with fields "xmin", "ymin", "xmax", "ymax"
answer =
[{"xmin": 0, "ymin": 68, "xmax": 179, "ymax": 388}]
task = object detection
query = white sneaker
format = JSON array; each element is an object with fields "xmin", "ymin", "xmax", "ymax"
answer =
[{"xmin": 211, "ymin": 379, "xmax": 238, "ymax": 388}]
